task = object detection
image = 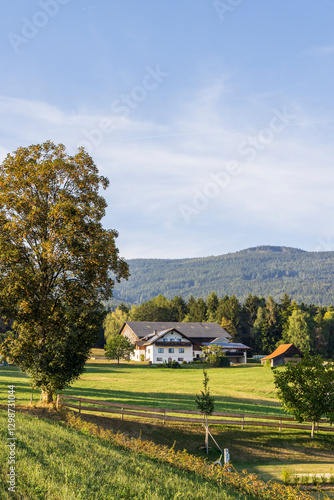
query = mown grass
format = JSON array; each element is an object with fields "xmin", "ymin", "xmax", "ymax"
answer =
[
  {"xmin": 1, "ymin": 362, "xmax": 282, "ymax": 414},
  {"xmin": 1, "ymin": 362, "xmax": 333, "ymax": 491},
  {"xmin": 0, "ymin": 409, "xmax": 245, "ymax": 500}
]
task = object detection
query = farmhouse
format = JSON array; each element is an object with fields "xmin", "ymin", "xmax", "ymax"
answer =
[
  {"xmin": 119, "ymin": 321, "xmax": 250, "ymax": 364},
  {"xmin": 260, "ymin": 343, "xmax": 303, "ymax": 367},
  {"xmin": 203, "ymin": 337, "xmax": 251, "ymax": 364}
]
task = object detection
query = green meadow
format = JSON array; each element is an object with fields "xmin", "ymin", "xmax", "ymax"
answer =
[
  {"xmin": 1, "ymin": 361, "xmax": 333, "ymax": 490},
  {"xmin": 0, "ymin": 410, "xmax": 244, "ymax": 500},
  {"xmin": 0, "ymin": 361, "xmax": 283, "ymax": 415}
]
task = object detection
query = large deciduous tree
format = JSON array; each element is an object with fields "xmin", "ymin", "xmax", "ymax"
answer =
[
  {"xmin": 103, "ymin": 305, "xmax": 130, "ymax": 342},
  {"xmin": 286, "ymin": 309, "xmax": 315, "ymax": 353},
  {"xmin": 273, "ymin": 355, "xmax": 334, "ymax": 438},
  {"xmin": 0, "ymin": 141, "xmax": 129, "ymax": 402}
]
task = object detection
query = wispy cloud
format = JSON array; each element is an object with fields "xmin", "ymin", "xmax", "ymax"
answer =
[
  {"xmin": 304, "ymin": 44, "xmax": 334, "ymax": 57},
  {"xmin": 1, "ymin": 92, "xmax": 334, "ymax": 258}
]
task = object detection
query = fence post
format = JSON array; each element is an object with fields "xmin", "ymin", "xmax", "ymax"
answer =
[
  {"xmin": 121, "ymin": 408, "xmax": 124, "ymax": 421},
  {"xmin": 163, "ymin": 409, "xmax": 166, "ymax": 425},
  {"xmin": 30, "ymin": 393, "xmax": 33, "ymax": 405},
  {"xmin": 56, "ymin": 394, "xmax": 60, "ymax": 410},
  {"xmin": 279, "ymin": 419, "xmax": 282, "ymax": 432},
  {"xmin": 241, "ymin": 416, "xmax": 244, "ymax": 430},
  {"xmin": 79, "ymin": 399, "xmax": 81, "ymax": 416}
]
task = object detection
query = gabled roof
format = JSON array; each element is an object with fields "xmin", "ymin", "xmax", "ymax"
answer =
[
  {"xmin": 121, "ymin": 322, "xmax": 231, "ymax": 339},
  {"xmin": 261, "ymin": 344, "xmax": 300, "ymax": 361},
  {"xmin": 143, "ymin": 328, "xmax": 193, "ymax": 346}
]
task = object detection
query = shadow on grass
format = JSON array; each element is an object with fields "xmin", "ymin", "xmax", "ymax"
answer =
[
  {"xmin": 2, "ymin": 365, "xmax": 283, "ymax": 414},
  {"xmin": 74, "ymin": 408, "xmax": 334, "ymax": 484},
  {"xmin": 62, "ymin": 384, "xmax": 283, "ymax": 415}
]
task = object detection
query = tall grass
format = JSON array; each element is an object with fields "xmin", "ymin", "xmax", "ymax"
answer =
[{"xmin": 0, "ymin": 410, "xmax": 243, "ymax": 500}]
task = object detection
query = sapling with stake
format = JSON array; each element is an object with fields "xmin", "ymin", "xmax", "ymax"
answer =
[{"xmin": 195, "ymin": 369, "xmax": 215, "ymax": 454}]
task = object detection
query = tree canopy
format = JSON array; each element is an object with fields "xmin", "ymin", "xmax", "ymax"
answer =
[
  {"xmin": 105, "ymin": 290, "xmax": 334, "ymax": 357},
  {"xmin": 104, "ymin": 335, "xmax": 135, "ymax": 364},
  {"xmin": 273, "ymin": 355, "xmax": 334, "ymax": 438},
  {"xmin": 0, "ymin": 141, "xmax": 129, "ymax": 401}
]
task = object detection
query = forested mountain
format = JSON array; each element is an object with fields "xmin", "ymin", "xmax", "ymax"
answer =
[{"xmin": 113, "ymin": 246, "xmax": 334, "ymax": 306}]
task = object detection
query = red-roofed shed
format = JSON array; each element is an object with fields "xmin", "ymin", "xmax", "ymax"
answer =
[{"xmin": 260, "ymin": 344, "xmax": 303, "ymax": 367}]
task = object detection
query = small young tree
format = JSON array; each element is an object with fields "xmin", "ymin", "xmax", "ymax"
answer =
[
  {"xmin": 273, "ymin": 355, "xmax": 334, "ymax": 438},
  {"xmin": 104, "ymin": 335, "xmax": 135, "ymax": 364},
  {"xmin": 195, "ymin": 369, "xmax": 215, "ymax": 454}
]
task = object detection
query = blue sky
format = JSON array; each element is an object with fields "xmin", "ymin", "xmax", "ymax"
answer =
[{"xmin": 1, "ymin": 1, "xmax": 334, "ymax": 259}]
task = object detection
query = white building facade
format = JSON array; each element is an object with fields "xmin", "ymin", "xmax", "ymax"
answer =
[
  {"xmin": 143, "ymin": 329, "xmax": 194, "ymax": 363},
  {"xmin": 119, "ymin": 321, "xmax": 249, "ymax": 364}
]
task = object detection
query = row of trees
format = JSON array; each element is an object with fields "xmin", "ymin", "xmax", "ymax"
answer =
[{"xmin": 104, "ymin": 293, "xmax": 334, "ymax": 357}]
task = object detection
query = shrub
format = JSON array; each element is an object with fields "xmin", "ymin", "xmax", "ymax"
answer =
[
  {"xmin": 160, "ymin": 360, "xmax": 181, "ymax": 369},
  {"xmin": 311, "ymin": 475, "xmax": 319, "ymax": 486},
  {"xmin": 140, "ymin": 354, "xmax": 145, "ymax": 362},
  {"xmin": 282, "ymin": 468, "xmax": 291, "ymax": 485},
  {"xmin": 207, "ymin": 352, "xmax": 230, "ymax": 367}
]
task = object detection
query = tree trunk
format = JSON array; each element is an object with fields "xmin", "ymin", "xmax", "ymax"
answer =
[
  {"xmin": 41, "ymin": 390, "xmax": 54, "ymax": 403},
  {"xmin": 205, "ymin": 415, "xmax": 209, "ymax": 454},
  {"xmin": 311, "ymin": 421, "xmax": 315, "ymax": 439}
]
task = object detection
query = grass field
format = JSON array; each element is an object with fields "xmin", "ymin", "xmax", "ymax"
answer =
[
  {"xmin": 0, "ymin": 410, "xmax": 244, "ymax": 500},
  {"xmin": 1, "ymin": 360, "xmax": 283, "ymax": 414},
  {"xmin": 1, "ymin": 360, "xmax": 333, "ymax": 491}
]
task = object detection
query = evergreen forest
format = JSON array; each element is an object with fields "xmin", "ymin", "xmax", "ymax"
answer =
[{"xmin": 112, "ymin": 246, "xmax": 334, "ymax": 306}]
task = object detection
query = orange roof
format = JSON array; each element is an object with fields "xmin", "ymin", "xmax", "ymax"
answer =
[{"xmin": 261, "ymin": 344, "xmax": 293, "ymax": 361}]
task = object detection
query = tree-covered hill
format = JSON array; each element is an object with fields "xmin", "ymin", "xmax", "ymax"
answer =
[{"xmin": 113, "ymin": 246, "xmax": 334, "ymax": 306}]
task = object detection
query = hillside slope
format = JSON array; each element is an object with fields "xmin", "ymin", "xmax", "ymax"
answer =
[
  {"xmin": 0, "ymin": 409, "xmax": 239, "ymax": 500},
  {"xmin": 113, "ymin": 246, "xmax": 334, "ymax": 305}
]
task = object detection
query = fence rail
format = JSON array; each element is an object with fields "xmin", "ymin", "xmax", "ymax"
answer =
[{"xmin": 57, "ymin": 394, "xmax": 334, "ymax": 433}]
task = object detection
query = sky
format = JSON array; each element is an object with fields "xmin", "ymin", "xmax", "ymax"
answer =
[{"xmin": 1, "ymin": 0, "xmax": 334, "ymax": 259}]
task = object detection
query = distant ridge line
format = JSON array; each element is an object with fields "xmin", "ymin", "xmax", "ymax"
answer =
[{"xmin": 113, "ymin": 246, "xmax": 334, "ymax": 306}]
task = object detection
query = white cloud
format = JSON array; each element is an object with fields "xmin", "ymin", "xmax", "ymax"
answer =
[{"xmin": 1, "ymin": 93, "xmax": 334, "ymax": 258}]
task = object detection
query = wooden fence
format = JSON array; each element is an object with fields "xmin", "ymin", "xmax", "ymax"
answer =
[{"xmin": 58, "ymin": 395, "xmax": 334, "ymax": 434}]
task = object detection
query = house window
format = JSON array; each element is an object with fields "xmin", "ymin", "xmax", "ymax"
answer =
[
  {"xmin": 179, "ymin": 348, "xmax": 184, "ymax": 353},
  {"xmin": 158, "ymin": 348, "xmax": 164, "ymax": 353},
  {"xmin": 168, "ymin": 348, "xmax": 174, "ymax": 353},
  {"xmin": 178, "ymin": 358, "xmax": 184, "ymax": 362},
  {"xmin": 157, "ymin": 357, "xmax": 162, "ymax": 361},
  {"xmin": 170, "ymin": 338, "xmax": 175, "ymax": 341}
]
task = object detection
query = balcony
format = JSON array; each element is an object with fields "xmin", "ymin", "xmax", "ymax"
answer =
[{"xmin": 155, "ymin": 341, "xmax": 192, "ymax": 347}]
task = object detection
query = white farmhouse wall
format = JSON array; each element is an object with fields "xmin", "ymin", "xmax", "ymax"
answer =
[{"xmin": 152, "ymin": 344, "xmax": 193, "ymax": 363}]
